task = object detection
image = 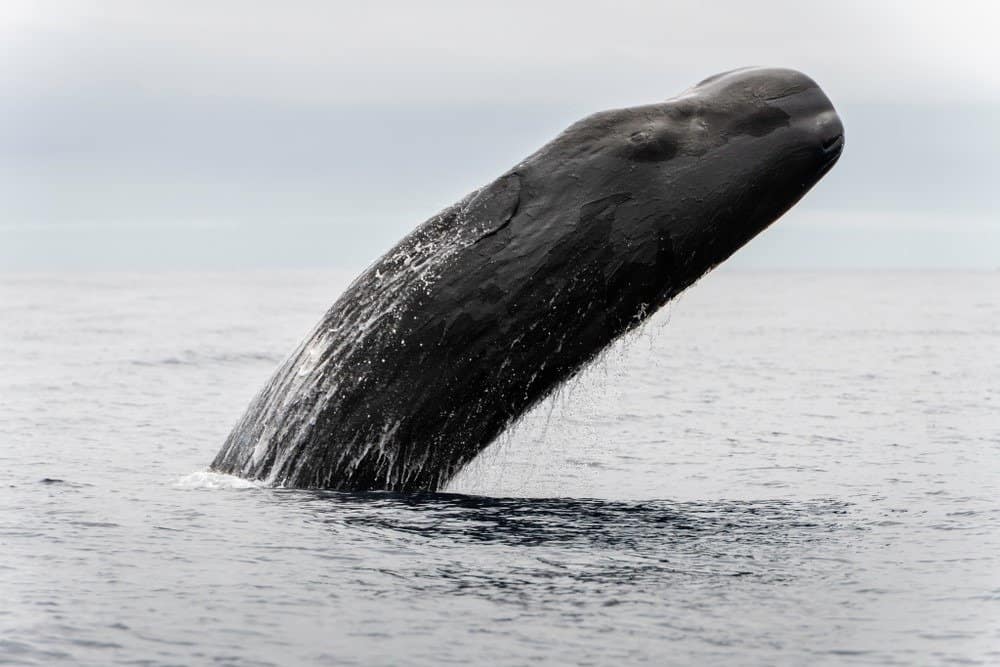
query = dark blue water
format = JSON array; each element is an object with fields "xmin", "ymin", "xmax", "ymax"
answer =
[{"xmin": 2, "ymin": 271, "xmax": 998, "ymax": 665}]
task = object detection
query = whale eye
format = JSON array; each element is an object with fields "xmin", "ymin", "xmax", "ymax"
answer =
[{"xmin": 627, "ymin": 130, "xmax": 678, "ymax": 163}]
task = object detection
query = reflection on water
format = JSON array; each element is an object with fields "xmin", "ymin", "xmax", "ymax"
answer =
[
  {"xmin": 269, "ymin": 491, "xmax": 853, "ymax": 603},
  {"xmin": 291, "ymin": 490, "xmax": 848, "ymax": 548}
]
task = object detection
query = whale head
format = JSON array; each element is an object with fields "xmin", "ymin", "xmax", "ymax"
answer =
[
  {"xmin": 660, "ymin": 66, "xmax": 845, "ymax": 266},
  {"xmin": 524, "ymin": 67, "xmax": 844, "ymax": 299}
]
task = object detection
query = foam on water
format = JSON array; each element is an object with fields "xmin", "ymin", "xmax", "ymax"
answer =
[{"xmin": 173, "ymin": 470, "xmax": 266, "ymax": 490}]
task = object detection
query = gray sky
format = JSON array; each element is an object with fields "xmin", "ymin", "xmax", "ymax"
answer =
[{"xmin": 2, "ymin": 0, "xmax": 998, "ymax": 270}]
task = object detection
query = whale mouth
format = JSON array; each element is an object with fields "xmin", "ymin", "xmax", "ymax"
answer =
[
  {"xmin": 817, "ymin": 133, "xmax": 844, "ymax": 177},
  {"xmin": 822, "ymin": 133, "xmax": 844, "ymax": 154}
]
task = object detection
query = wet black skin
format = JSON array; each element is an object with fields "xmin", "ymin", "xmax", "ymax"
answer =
[{"xmin": 211, "ymin": 67, "xmax": 844, "ymax": 491}]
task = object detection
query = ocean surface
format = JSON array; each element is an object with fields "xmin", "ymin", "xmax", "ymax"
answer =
[{"xmin": 1, "ymin": 270, "xmax": 998, "ymax": 666}]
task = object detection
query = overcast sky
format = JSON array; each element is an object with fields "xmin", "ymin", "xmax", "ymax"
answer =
[{"xmin": 2, "ymin": 1, "xmax": 998, "ymax": 270}]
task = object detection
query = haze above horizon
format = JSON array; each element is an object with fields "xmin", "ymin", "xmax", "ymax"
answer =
[{"xmin": 3, "ymin": 1, "xmax": 998, "ymax": 270}]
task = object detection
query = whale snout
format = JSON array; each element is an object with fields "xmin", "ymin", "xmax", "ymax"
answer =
[
  {"xmin": 763, "ymin": 69, "xmax": 844, "ymax": 163},
  {"xmin": 689, "ymin": 66, "xmax": 844, "ymax": 165},
  {"xmin": 816, "ymin": 108, "xmax": 844, "ymax": 162}
]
